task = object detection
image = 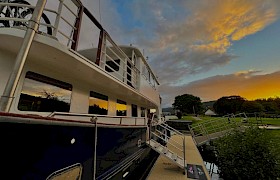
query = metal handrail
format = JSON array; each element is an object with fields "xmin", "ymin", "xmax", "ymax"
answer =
[
  {"xmin": 151, "ymin": 132, "xmax": 183, "ymax": 153},
  {"xmin": 155, "ymin": 129, "xmax": 182, "ymax": 147},
  {"xmin": 190, "ymin": 113, "xmax": 250, "ymax": 144},
  {"xmin": 160, "ymin": 123, "xmax": 184, "ymax": 136},
  {"xmin": 150, "ymin": 121, "xmax": 186, "ymax": 170},
  {"xmin": 48, "ymin": 111, "xmax": 147, "ymax": 125}
]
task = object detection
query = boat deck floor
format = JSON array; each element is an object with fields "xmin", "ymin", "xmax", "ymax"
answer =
[{"xmin": 147, "ymin": 135, "xmax": 210, "ymax": 180}]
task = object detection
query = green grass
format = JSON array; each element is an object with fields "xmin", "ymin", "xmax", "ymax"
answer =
[
  {"xmin": 252, "ymin": 118, "xmax": 280, "ymax": 126},
  {"xmin": 263, "ymin": 129, "xmax": 280, "ymax": 159}
]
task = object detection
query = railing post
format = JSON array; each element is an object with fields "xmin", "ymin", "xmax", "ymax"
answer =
[
  {"xmin": 183, "ymin": 135, "xmax": 186, "ymax": 173},
  {"xmin": 0, "ymin": 0, "xmax": 47, "ymax": 112},
  {"xmin": 71, "ymin": 1, "xmax": 84, "ymax": 50},
  {"xmin": 91, "ymin": 116, "xmax": 98, "ymax": 180},
  {"xmin": 53, "ymin": 0, "xmax": 64, "ymax": 37},
  {"xmin": 96, "ymin": 29, "xmax": 104, "ymax": 65}
]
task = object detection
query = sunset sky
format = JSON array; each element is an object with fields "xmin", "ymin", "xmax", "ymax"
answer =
[{"xmin": 84, "ymin": 0, "xmax": 280, "ymax": 107}]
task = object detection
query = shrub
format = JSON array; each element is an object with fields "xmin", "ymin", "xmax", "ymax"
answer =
[{"xmin": 214, "ymin": 127, "xmax": 280, "ymax": 180}]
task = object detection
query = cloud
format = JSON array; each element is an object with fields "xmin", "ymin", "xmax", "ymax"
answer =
[
  {"xmin": 111, "ymin": 0, "xmax": 280, "ymax": 85},
  {"xmin": 81, "ymin": 0, "xmax": 280, "ymax": 107},
  {"xmin": 234, "ymin": 69, "xmax": 262, "ymax": 77},
  {"xmin": 161, "ymin": 70, "xmax": 280, "ymax": 107}
]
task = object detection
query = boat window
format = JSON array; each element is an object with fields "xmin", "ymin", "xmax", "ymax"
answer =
[
  {"xmin": 105, "ymin": 59, "xmax": 120, "ymax": 72},
  {"xmin": 132, "ymin": 104, "xmax": 137, "ymax": 117},
  {"xmin": 141, "ymin": 107, "xmax": 146, "ymax": 117},
  {"xmin": 18, "ymin": 71, "xmax": 72, "ymax": 112},
  {"xmin": 89, "ymin": 91, "xmax": 108, "ymax": 115},
  {"xmin": 116, "ymin": 99, "xmax": 127, "ymax": 116}
]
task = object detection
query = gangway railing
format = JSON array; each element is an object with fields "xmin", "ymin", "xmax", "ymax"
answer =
[
  {"xmin": 146, "ymin": 121, "xmax": 186, "ymax": 173},
  {"xmin": 189, "ymin": 113, "xmax": 249, "ymax": 146}
]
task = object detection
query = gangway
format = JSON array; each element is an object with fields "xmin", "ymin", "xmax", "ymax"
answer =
[
  {"xmin": 189, "ymin": 113, "xmax": 248, "ymax": 146},
  {"xmin": 146, "ymin": 122, "xmax": 187, "ymax": 174}
]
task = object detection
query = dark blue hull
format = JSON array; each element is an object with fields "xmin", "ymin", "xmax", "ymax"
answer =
[{"xmin": 0, "ymin": 116, "xmax": 149, "ymax": 180}]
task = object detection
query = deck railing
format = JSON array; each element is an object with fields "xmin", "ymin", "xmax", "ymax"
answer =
[
  {"xmin": 48, "ymin": 111, "xmax": 147, "ymax": 126},
  {"xmin": 0, "ymin": 0, "xmax": 141, "ymax": 89}
]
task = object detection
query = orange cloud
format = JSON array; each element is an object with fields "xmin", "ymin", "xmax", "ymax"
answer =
[
  {"xmin": 183, "ymin": 71, "xmax": 280, "ymax": 102},
  {"xmin": 188, "ymin": 0, "xmax": 280, "ymax": 53}
]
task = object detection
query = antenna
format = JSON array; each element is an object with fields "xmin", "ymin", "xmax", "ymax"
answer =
[{"xmin": 99, "ymin": 0, "xmax": 102, "ymax": 23}]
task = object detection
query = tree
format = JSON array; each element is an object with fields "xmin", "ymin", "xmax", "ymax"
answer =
[
  {"xmin": 240, "ymin": 101, "xmax": 264, "ymax": 113},
  {"xmin": 172, "ymin": 94, "xmax": 203, "ymax": 114},
  {"xmin": 213, "ymin": 95, "xmax": 245, "ymax": 115},
  {"xmin": 214, "ymin": 127, "xmax": 280, "ymax": 179},
  {"xmin": 256, "ymin": 98, "xmax": 279, "ymax": 114}
]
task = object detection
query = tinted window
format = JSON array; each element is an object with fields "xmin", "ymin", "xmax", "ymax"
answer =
[
  {"xmin": 141, "ymin": 107, "xmax": 146, "ymax": 117},
  {"xmin": 116, "ymin": 99, "xmax": 126, "ymax": 116},
  {"xmin": 89, "ymin": 91, "xmax": 108, "ymax": 115},
  {"xmin": 18, "ymin": 71, "xmax": 72, "ymax": 112},
  {"xmin": 132, "ymin": 104, "xmax": 137, "ymax": 117}
]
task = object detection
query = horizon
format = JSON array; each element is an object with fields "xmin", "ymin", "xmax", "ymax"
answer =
[{"xmin": 162, "ymin": 95, "xmax": 280, "ymax": 109}]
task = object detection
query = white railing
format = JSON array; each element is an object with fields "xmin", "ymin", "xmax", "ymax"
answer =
[
  {"xmin": 0, "ymin": 0, "xmax": 81, "ymax": 47},
  {"xmin": 149, "ymin": 122, "xmax": 186, "ymax": 169},
  {"xmin": 48, "ymin": 112, "xmax": 147, "ymax": 126},
  {"xmin": 0, "ymin": 0, "xmax": 150, "ymax": 91},
  {"xmin": 99, "ymin": 34, "xmax": 140, "ymax": 89},
  {"xmin": 189, "ymin": 113, "xmax": 249, "ymax": 145}
]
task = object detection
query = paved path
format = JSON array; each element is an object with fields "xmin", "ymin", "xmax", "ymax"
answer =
[{"xmin": 259, "ymin": 125, "xmax": 280, "ymax": 130}]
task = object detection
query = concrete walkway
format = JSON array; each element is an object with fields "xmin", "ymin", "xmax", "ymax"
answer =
[
  {"xmin": 148, "ymin": 135, "xmax": 210, "ymax": 180},
  {"xmin": 259, "ymin": 125, "xmax": 280, "ymax": 130}
]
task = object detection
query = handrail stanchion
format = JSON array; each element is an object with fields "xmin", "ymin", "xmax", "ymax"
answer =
[
  {"xmin": 53, "ymin": 0, "xmax": 64, "ymax": 36},
  {"xmin": 183, "ymin": 135, "xmax": 186, "ymax": 173},
  {"xmin": 91, "ymin": 116, "xmax": 98, "ymax": 180}
]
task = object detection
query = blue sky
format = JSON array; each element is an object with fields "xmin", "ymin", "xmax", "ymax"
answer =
[{"xmin": 84, "ymin": 0, "xmax": 280, "ymax": 107}]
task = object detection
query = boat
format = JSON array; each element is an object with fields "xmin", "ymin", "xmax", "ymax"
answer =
[{"xmin": 0, "ymin": 0, "xmax": 164, "ymax": 179}]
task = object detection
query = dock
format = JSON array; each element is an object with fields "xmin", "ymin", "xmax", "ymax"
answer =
[{"xmin": 147, "ymin": 135, "xmax": 210, "ymax": 180}]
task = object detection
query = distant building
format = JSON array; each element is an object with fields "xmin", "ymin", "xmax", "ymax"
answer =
[
  {"xmin": 205, "ymin": 109, "xmax": 216, "ymax": 116},
  {"xmin": 162, "ymin": 107, "xmax": 175, "ymax": 115},
  {"xmin": 163, "ymin": 111, "xmax": 171, "ymax": 116}
]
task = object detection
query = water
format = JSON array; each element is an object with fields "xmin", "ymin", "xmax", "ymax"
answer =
[
  {"xmin": 198, "ymin": 144, "xmax": 223, "ymax": 180},
  {"xmin": 204, "ymin": 161, "xmax": 222, "ymax": 180}
]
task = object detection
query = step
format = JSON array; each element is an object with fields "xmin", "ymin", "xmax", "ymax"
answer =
[
  {"xmin": 154, "ymin": 142, "xmax": 160, "ymax": 148},
  {"xmin": 163, "ymin": 147, "xmax": 168, "ymax": 154},
  {"xmin": 171, "ymin": 153, "xmax": 177, "ymax": 161}
]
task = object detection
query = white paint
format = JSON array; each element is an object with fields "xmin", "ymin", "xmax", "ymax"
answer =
[{"xmin": 123, "ymin": 171, "xmax": 129, "ymax": 178}]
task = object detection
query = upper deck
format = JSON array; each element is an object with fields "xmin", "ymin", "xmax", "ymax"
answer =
[
  {"xmin": 0, "ymin": 0, "xmax": 159, "ymax": 90},
  {"xmin": 0, "ymin": 0, "xmax": 161, "ymax": 116}
]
